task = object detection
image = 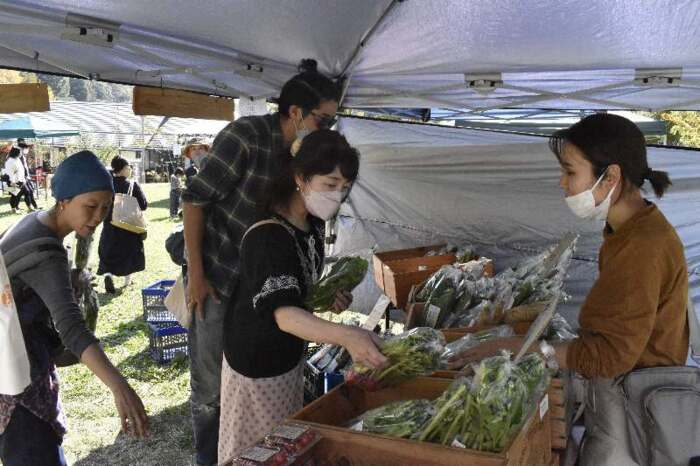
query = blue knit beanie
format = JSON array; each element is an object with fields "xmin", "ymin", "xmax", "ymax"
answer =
[{"xmin": 51, "ymin": 151, "xmax": 114, "ymax": 201}]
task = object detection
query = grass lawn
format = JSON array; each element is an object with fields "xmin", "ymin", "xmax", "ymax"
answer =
[{"xmin": 0, "ymin": 183, "xmax": 192, "ymax": 465}]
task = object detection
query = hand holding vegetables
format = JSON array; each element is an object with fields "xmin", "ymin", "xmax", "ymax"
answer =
[
  {"xmin": 306, "ymin": 256, "xmax": 368, "ymax": 313},
  {"xmin": 345, "ymin": 328, "xmax": 446, "ymax": 391},
  {"xmin": 341, "ymin": 327, "xmax": 389, "ymax": 372}
]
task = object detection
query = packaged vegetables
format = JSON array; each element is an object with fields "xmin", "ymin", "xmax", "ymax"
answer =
[
  {"xmin": 349, "ymin": 351, "xmax": 550, "ymax": 453},
  {"xmin": 306, "ymin": 256, "xmax": 368, "ymax": 313},
  {"xmin": 345, "ymin": 327, "xmax": 446, "ymax": 391},
  {"xmin": 440, "ymin": 325, "xmax": 515, "ymax": 370},
  {"xmin": 351, "ymin": 399, "xmax": 436, "ymax": 438},
  {"xmin": 414, "ymin": 234, "xmax": 578, "ymax": 330}
]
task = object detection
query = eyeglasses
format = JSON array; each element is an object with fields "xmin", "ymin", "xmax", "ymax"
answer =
[{"xmin": 310, "ymin": 111, "xmax": 337, "ymax": 130}]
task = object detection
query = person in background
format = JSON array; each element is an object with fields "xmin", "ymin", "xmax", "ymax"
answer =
[
  {"xmin": 4, "ymin": 147, "xmax": 28, "ymax": 214},
  {"xmin": 17, "ymin": 139, "xmax": 38, "ymax": 211},
  {"xmin": 0, "ymin": 151, "xmax": 148, "ymax": 466},
  {"xmin": 170, "ymin": 167, "xmax": 185, "ymax": 220},
  {"xmin": 181, "ymin": 58, "xmax": 339, "ymax": 466},
  {"xmin": 97, "ymin": 156, "xmax": 148, "ymax": 294},
  {"xmin": 183, "ymin": 138, "xmax": 210, "ymax": 185}
]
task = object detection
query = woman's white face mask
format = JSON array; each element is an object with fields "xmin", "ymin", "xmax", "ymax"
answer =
[
  {"xmin": 302, "ymin": 189, "xmax": 343, "ymax": 221},
  {"xmin": 565, "ymin": 171, "xmax": 618, "ymax": 222}
]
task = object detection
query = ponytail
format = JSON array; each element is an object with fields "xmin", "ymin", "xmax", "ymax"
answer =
[{"xmin": 646, "ymin": 169, "xmax": 672, "ymax": 198}]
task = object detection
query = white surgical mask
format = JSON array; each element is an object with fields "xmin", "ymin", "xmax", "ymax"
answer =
[
  {"xmin": 290, "ymin": 116, "xmax": 311, "ymax": 156},
  {"xmin": 565, "ymin": 171, "xmax": 618, "ymax": 222},
  {"xmin": 302, "ymin": 189, "xmax": 343, "ymax": 220}
]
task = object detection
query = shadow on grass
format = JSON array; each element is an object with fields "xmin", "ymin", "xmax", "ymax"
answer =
[
  {"xmin": 100, "ymin": 317, "xmax": 150, "ymax": 348},
  {"xmin": 73, "ymin": 401, "xmax": 193, "ymax": 466},
  {"xmin": 116, "ymin": 345, "xmax": 190, "ymax": 383},
  {"xmin": 147, "ymin": 197, "xmax": 171, "ymax": 210}
]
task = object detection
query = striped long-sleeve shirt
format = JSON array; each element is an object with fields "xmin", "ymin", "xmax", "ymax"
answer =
[{"xmin": 181, "ymin": 112, "xmax": 288, "ymax": 298}]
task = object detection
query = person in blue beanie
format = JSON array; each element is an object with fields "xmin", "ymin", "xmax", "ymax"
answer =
[{"xmin": 0, "ymin": 150, "xmax": 149, "ymax": 466}]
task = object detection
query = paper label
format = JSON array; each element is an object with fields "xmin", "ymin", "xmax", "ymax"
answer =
[
  {"xmin": 451, "ymin": 438, "xmax": 466, "ymax": 449},
  {"xmin": 350, "ymin": 420, "xmax": 363, "ymax": 431},
  {"xmin": 239, "ymin": 446, "xmax": 277, "ymax": 462},
  {"xmin": 539, "ymin": 394, "xmax": 549, "ymax": 420},
  {"xmin": 425, "ymin": 304, "xmax": 441, "ymax": 328},
  {"xmin": 270, "ymin": 424, "xmax": 307, "ymax": 441}
]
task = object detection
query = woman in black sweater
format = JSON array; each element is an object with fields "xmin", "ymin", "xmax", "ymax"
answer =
[
  {"xmin": 97, "ymin": 156, "xmax": 148, "ymax": 293},
  {"xmin": 217, "ymin": 130, "xmax": 387, "ymax": 460}
]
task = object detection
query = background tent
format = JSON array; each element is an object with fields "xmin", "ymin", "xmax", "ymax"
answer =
[
  {"xmin": 0, "ymin": 115, "xmax": 79, "ymax": 139},
  {"xmin": 334, "ymin": 116, "xmax": 700, "ymax": 330}
]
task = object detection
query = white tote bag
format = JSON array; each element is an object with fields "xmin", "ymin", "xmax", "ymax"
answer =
[
  {"xmin": 111, "ymin": 181, "xmax": 147, "ymax": 234},
  {"xmin": 164, "ymin": 273, "xmax": 191, "ymax": 328},
  {"xmin": 0, "ymin": 251, "xmax": 31, "ymax": 395}
]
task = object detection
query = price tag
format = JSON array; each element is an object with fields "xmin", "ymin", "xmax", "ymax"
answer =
[
  {"xmin": 240, "ymin": 446, "xmax": 277, "ymax": 462},
  {"xmin": 451, "ymin": 438, "xmax": 466, "ymax": 449},
  {"xmin": 539, "ymin": 394, "xmax": 549, "ymax": 420},
  {"xmin": 350, "ymin": 420, "xmax": 363, "ymax": 431}
]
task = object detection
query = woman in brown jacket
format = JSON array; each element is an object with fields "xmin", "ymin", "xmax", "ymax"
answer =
[{"xmin": 547, "ymin": 113, "xmax": 689, "ymax": 465}]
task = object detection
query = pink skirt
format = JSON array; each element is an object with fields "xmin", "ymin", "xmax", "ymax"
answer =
[{"xmin": 218, "ymin": 356, "xmax": 304, "ymax": 463}]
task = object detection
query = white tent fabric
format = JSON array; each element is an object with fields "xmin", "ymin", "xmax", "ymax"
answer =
[
  {"xmin": 3, "ymin": 1, "xmax": 700, "ymax": 110},
  {"xmin": 335, "ymin": 116, "xmax": 700, "ymax": 328}
]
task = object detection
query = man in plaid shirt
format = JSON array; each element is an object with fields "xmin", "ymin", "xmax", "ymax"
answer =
[{"xmin": 181, "ymin": 59, "xmax": 339, "ymax": 466}]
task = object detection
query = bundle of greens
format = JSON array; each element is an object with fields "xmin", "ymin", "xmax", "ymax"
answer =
[
  {"xmin": 345, "ymin": 327, "xmax": 446, "ymax": 391},
  {"xmin": 454, "ymin": 352, "xmax": 549, "ymax": 452},
  {"xmin": 306, "ymin": 256, "xmax": 368, "ymax": 312},
  {"xmin": 352, "ymin": 400, "xmax": 435, "ymax": 438}
]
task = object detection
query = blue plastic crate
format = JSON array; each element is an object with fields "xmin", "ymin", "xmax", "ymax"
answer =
[
  {"xmin": 142, "ymin": 279, "xmax": 176, "ymax": 322},
  {"xmin": 147, "ymin": 321, "xmax": 188, "ymax": 364}
]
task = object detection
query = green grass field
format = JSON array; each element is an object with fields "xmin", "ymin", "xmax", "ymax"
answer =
[{"xmin": 0, "ymin": 183, "xmax": 192, "ymax": 465}]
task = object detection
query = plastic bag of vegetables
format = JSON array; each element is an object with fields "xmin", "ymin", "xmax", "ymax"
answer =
[
  {"xmin": 454, "ymin": 351, "xmax": 549, "ymax": 452},
  {"xmin": 345, "ymin": 327, "xmax": 446, "ymax": 391},
  {"xmin": 305, "ymin": 256, "xmax": 368, "ymax": 313},
  {"xmin": 440, "ymin": 325, "xmax": 515, "ymax": 369},
  {"xmin": 350, "ymin": 399, "xmax": 435, "ymax": 438},
  {"xmin": 422, "ymin": 266, "xmax": 462, "ymax": 328}
]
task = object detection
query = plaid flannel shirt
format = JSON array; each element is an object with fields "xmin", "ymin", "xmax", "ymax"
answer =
[{"xmin": 181, "ymin": 112, "xmax": 288, "ymax": 298}]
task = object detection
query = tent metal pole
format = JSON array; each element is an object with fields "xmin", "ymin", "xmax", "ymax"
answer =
[
  {"xmin": 117, "ymin": 42, "xmax": 257, "ymax": 98},
  {"xmin": 338, "ymin": 0, "xmax": 401, "ymax": 107},
  {"xmin": 0, "ymin": 43, "xmax": 90, "ymax": 79}
]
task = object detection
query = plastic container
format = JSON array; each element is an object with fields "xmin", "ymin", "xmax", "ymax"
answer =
[
  {"xmin": 147, "ymin": 321, "xmax": 188, "ymax": 364},
  {"xmin": 264, "ymin": 424, "xmax": 321, "ymax": 459},
  {"xmin": 141, "ymin": 279, "xmax": 176, "ymax": 322}
]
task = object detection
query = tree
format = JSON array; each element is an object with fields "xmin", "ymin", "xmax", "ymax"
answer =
[
  {"xmin": 69, "ymin": 78, "xmax": 95, "ymax": 102},
  {"xmin": 38, "ymin": 74, "xmax": 71, "ymax": 100},
  {"xmin": 653, "ymin": 112, "xmax": 700, "ymax": 148}
]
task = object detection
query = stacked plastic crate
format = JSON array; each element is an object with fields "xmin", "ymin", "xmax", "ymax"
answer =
[{"xmin": 142, "ymin": 279, "xmax": 189, "ymax": 364}]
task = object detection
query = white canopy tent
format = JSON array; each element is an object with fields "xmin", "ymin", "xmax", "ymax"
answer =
[
  {"xmin": 1, "ymin": 0, "xmax": 698, "ymax": 323},
  {"xmin": 2, "ymin": 1, "xmax": 700, "ymax": 112}
]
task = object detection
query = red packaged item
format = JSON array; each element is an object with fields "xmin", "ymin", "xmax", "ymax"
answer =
[
  {"xmin": 263, "ymin": 424, "xmax": 321, "ymax": 459},
  {"xmin": 232, "ymin": 444, "xmax": 290, "ymax": 466}
]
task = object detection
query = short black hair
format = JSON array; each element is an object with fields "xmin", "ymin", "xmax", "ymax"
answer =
[
  {"xmin": 174, "ymin": 167, "xmax": 185, "ymax": 176},
  {"xmin": 277, "ymin": 59, "xmax": 340, "ymax": 117},
  {"xmin": 549, "ymin": 113, "xmax": 671, "ymax": 198},
  {"xmin": 265, "ymin": 130, "xmax": 359, "ymax": 212}
]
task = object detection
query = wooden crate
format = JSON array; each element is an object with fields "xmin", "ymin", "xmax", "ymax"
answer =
[
  {"xmin": 548, "ymin": 377, "xmax": 568, "ymax": 450},
  {"xmin": 372, "ymin": 245, "xmax": 456, "ymax": 309},
  {"xmin": 372, "ymin": 244, "xmax": 446, "ymax": 290},
  {"xmin": 292, "ymin": 377, "xmax": 552, "ymax": 466}
]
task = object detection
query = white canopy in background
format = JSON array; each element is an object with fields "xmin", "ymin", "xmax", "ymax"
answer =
[
  {"xmin": 335, "ymin": 116, "xmax": 700, "ymax": 327},
  {"xmin": 3, "ymin": 1, "xmax": 700, "ymax": 111}
]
